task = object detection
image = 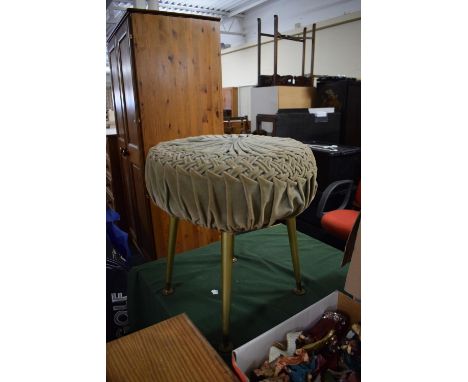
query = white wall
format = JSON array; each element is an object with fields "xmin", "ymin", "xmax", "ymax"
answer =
[
  {"xmin": 222, "ymin": 46, "xmax": 259, "ymax": 87},
  {"xmin": 238, "ymin": 85, "xmax": 253, "ymax": 120},
  {"xmin": 315, "ymin": 16, "xmax": 361, "ymax": 78},
  {"xmin": 221, "ymin": 10, "xmax": 361, "ymax": 88}
]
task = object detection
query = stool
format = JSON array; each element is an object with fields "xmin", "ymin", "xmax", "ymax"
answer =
[{"xmin": 145, "ymin": 134, "xmax": 317, "ymax": 351}]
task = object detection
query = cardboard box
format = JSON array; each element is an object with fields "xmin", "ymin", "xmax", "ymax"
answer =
[
  {"xmin": 232, "ymin": 222, "xmax": 361, "ymax": 381},
  {"xmin": 232, "ymin": 291, "xmax": 360, "ymax": 381}
]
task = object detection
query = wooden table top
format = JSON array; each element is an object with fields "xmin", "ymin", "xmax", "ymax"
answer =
[{"xmin": 107, "ymin": 313, "xmax": 238, "ymax": 381}]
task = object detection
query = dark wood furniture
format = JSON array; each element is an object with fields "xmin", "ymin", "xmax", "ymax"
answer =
[
  {"xmin": 107, "ymin": 9, "xmax": 223, "ymax": 260},
  {"xmin": 106, "ymin": 130, "xmax": 127, "ymax": 228},
  {"xmin": 224, "ymin": 116, "xmax": 250, "ymax": 134},
  {"xmin": 316, "ymin": 77, "xmax": 361, "ymax": 146},
  {"xmin": 257, "ymin": 15, "xmax": 316, "ymax": 87},
  {"xmin": 256, "ymin": 114, "xmax": 278, "ymax": 135},
  {"xmin": 107, "ymin": 313, "xmax": 238, "ymax": 382},
  {"xmin": 222, "ymin": 87, "xmax": 238, "ymax": 117}
]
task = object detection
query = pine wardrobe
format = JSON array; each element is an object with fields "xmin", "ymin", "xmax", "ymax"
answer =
[{"xmin": 107, "ymin": 9, "xmax": 223, "ymax": 259}]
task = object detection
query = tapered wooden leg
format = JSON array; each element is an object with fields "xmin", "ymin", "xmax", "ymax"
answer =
[
  {"xmin": 219, "ymin": 231, "xmax": 234, "ymax": 352},
  {"xmin": 286, "ymin": 217, "xmax": 306, "ymax": 295},
  {"xmin": 163, "ymin": 216, "xmax": 178, "ymax": 296}
]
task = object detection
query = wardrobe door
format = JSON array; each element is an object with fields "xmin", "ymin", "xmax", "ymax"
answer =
[
  {"xmin": 131, "ymin": 13, "xmax": 223, "ymax": 258},
  {"xmin": 108, "ymin": 38, "xmax": 129, "ymax": 230},
  {"xmin": 116, "ymin": 19, "xmax": 155, "ymax": 259}
]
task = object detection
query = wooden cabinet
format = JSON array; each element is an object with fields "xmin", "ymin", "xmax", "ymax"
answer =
[
  {"xmin": 107, "ymin": 9, "xmax": 223, "ymax": 260},
  {"xmin": 222, "ymin": 87, "xmax": 238, "ymax": 117},
  {"xmin": 106, "ymin": 131, "xmax": 127, "ymax": 229}
]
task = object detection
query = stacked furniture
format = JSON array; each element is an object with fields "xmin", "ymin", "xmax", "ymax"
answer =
[
  {"xmin": 251, "ymin": 87, "xmax": 314, "ymax": 134},
  {"xmin": 316, "ymin": 77, "xmax": 361, "ymax": 146},
  {"xmin": 256, "ymin": 15, "xmax": 316, "ymax": 87},
  {"xmin": 256, "ymin": 108, "xmax": 341, "ymax": 142},
  {"xmin": 222, "ymin": 87, "xmax": 238, "ymax": 117},
  {"xmin": 107, "ymin": 9, "xmax": 224, "ymax": 259},
  {"xmin": 252, "ymin": 15, "xmax": 316, "ymax": 134},
  {"xmin": 224, "ymin": 116, "xmax": 250, "ymax": 134},
  {"xmin": 222, "ymin": 87, "xmax": 251, "ymax": 134}
]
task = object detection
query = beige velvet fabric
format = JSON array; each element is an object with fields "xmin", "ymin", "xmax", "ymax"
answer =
[{"xmin": 145, "ymin": 135, "xmax": 317, "ymax": 233}]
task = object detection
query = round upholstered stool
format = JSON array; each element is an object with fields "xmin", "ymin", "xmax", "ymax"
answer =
[{"xmin": 145, "ymin": 134, "xmax": 317, "ymax": 351}]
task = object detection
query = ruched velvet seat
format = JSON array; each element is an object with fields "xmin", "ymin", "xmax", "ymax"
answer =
[
  {"xmin": 145, "ymin": 134, "xmax": 317, "ymax": 232},
  {"xmin": 145, "ymin": 134, "xmax": 318, "ymax": 351}
]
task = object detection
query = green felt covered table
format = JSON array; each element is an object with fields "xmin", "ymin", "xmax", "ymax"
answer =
[{"xmin": 128, "ymin": 224, "xmax": 348, "ymax": 350}]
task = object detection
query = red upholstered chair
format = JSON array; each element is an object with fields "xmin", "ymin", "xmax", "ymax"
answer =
[{"xmin": 317, "ymin": 180, "xmax": 361, "ymax": 241}]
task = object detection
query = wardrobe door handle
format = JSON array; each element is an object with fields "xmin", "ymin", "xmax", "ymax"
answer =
[{"xmin": 120, "ymin": 147, "xmax": 129, "ymax": 157}]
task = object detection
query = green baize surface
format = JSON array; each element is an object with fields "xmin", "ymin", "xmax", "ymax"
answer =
[{"xmin": 128, "ymin": 224, "xmax": 348, "ymax": 350}]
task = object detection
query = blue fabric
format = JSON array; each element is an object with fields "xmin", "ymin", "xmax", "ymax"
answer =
[
  {"xmin": 106, "ymin": 207, "xmax": 132, "ymax": 260},
  {"xmin": 288, "ymin": 356, "xmax": 318, "ymax": 382}
]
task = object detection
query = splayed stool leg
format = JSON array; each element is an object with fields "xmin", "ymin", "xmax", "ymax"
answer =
[
  {"xmin": 163, "ymin": 216, "xmax": 179, "ymax": 296},
  {"xmin": 219, "ymin": 231, "xmax": 234, "ymax": 352},
  {"xmin": 286, "ymin": 217, "xmax": 306, "ymax": 295}
]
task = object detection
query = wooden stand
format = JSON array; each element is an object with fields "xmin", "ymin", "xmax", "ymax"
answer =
[
  {"xmin": 224, "ymin": 116, "xmax": 250, "ymax": 134},
  {"xmin": 257, "ymin": 15, "xmax": 316, "ymax": 87}
]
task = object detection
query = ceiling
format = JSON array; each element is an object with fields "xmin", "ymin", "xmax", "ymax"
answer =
[{"xmin": 106, "ymin": 0, "xmax": 270, "ymax": 37}]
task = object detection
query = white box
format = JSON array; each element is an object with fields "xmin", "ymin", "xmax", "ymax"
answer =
[
  {"xmin": 232, "ymin": 291, "xmax": 360, "ymax": 381},
  {"xmin": 232, "ymin": 222, "xmax": 361, "ymax": 381}
]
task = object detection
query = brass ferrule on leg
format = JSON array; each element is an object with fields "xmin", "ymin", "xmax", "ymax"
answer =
[
  {"xmin": 286, "ymin": 217, "xmax": 306, "ymax": 295},
  {"xmin": 163, "ymin": 215, "xmax": 178, "ymax": 296},
  {"xmin": 219, "ymin": 231, "xmax": 234, "ymax": 352}
]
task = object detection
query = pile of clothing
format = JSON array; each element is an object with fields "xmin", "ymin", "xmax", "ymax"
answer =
[{"xmin": 251, "ymin": 310, "xmax": 361, "ymax": 382}]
